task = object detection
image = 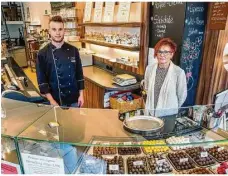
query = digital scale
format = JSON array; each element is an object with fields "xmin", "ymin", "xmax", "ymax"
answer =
[{"xmin": 112, "ymin": 74, "xmax": 137, "ymax": 86}]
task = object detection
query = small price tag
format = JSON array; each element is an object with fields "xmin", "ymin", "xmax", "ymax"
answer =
[
  {"xmin": 183, "ymin": 138, "xmax": 190, "ymax": 143},
  {"xmin": 124, "ymin": 142, "xmax": 132, "ymax": 145},
  {"xmin": 225, "ymin": 169, "xmax": 228, "ymax": 174},
  {"xmin": 133, "ymin": 161, "xmax": 143, "ymax": 166},
  {"xmin": 203, "ymin": 146, "xmax": 211, "ymax": 150},
  {"xmin": 218, "ymin": 147, "xmax": 224, "ymax": 152},
  {"xmin": 180, "ymin": 158, "xmax": 188, "ymax": 163},
  {"xmin": 103, "ymin": 142, "xmax": 110, "ymax": 146},
  {"xmin": 201, "ymin": 152, "xmax": 208, "ymax": 158},
  {"xmin": 156, "ymin": 159, "xmax": 166, "ymax": 164},
  {"xmin": 109, "ymin": 165, "xmax": 119, "ymax": 171}
]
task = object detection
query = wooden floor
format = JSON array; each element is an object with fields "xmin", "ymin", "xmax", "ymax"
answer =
[{"xmin": 23, "ymin": 67, "xmax": 38, "ymax": 90}]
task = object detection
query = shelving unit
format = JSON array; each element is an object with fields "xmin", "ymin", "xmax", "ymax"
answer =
[
  {"xmin": 80, "ymin": 39, "xmax": 140, "ymax": 51},
  {"xmin": 79, "ymin": 22, "xmax": 142, "ymax": 27},
  {"xmin": 6, "ymin": 21, "xmax": 24, "ymax": 24},
  {"xmin": 80, "ymin": 2, "xmax": 148, "ymax": 75}
]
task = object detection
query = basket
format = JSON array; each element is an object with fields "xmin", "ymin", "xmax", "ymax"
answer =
[{"xmin": 110, "ymin": 92, "xmax": 143, "ymax": 114}]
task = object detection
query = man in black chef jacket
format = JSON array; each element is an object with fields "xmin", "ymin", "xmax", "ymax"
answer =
[{"xmin": 36, "ymin": 16, "xmax": 84, "ymax": 107}]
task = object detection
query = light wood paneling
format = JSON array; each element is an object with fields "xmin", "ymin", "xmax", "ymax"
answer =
[{"xmin": 196, "ymin": 3, "xmax": 228, "ymax": 105}]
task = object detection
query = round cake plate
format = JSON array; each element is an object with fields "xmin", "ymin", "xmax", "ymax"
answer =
[{"xmin": 123, "ymin": 115, "xmax": 164, "ymax": 135}]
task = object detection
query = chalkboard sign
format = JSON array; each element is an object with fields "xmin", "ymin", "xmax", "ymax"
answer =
[
  {"xmin": 149, "ymin": 2, "xmax": 186, "ymax": 65},
  {"xmin": 209, "ymin": 2, "xmax": 228, "ymax": 30},
  {"xmin": 180, "ymin": 2, "xmax": 207, "ymax": 106}
]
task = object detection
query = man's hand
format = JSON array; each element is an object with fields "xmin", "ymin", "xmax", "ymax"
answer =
[
  {"xmin": 50, "ymin": 99, "xmax": 59, "ymax": 106},
  {"xmin": 78, "ymin": 90, "xmax": 84, "ymax": 107},
  {"xmin": 45, "ymin": 93, "xmax": 59, "ymax": 106}
]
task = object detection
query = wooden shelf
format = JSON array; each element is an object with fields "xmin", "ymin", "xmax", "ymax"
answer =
[
  {"xmin": 79, "ymin": 22, "xmax": 141, "ymax": 27},
  {"xmin": 6, "ymin": 21, "xmax": 23, "ymax": 24},
  {"xmin": 80, "ymin": 39, "xmax": 140, "ymax": 51}
]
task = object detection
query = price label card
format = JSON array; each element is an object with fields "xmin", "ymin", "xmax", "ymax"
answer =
[
  {"xmin": 183, "ymin": 138, "xmax": 190, "ymax": 143},
  {"xmin": 218, "ymin": 147, "xmax": 224, "ymax": 152},
  {"xmin": 201, "ymin": 152, "xmax": 208, "ymax": 158},
  {"xmin": 124, "ymin": 142, "xmax": 132, "ymax": 145},
  {"xmin": 156, "ymin": 159, "xmax": 166, "ymax": 164},
  {"xmin": 180, "ymin": 158, "xmax": 188, "ymax": 163},
  {"xmin": 225, "ymin": 168, "xmax": 228, "ymax": 174},
  {"xmin": 203, "ymin": 146, "xmax": 211, "ymax": 150},
  {"xmin": 109, "ymin": 165, "xmax": 119, "ymax": 171},
  {"xmin": 86, "ymin": 160, "xmax": 96, "ymax": 164},
  {"xmin": 103, "ymin": 142, "xmax": 110, "ymax": 146},
  {"xmin": 133, "ymin": 161, "xmax": 143, "ymax": 166}
]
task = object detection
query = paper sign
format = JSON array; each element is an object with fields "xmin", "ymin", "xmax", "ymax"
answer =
[
  {"xmin": 117, "ymin": 2, "xmax": 131, "ymax": 22},
  {"xmin": 133, "ymin": 161, "xmax": 143, "ymax": 166},
  {"xmin": 84, "ymin": 2, "xmax": 93, "ymax": 22},
  {"xmin": 218, "ymin": 147, "xmax": 224, "ymax": 152},
  {"xmin": 109, "ymin": 164, "xmax": 119, "ymax": 171},
  {"xmin": 180, "ymin": 158, "xmax": 188, "ymax": 163},
  {"xmin": 124, "ymin": 142, "xmax": 132, "ymax": 145},
  {"xmin": 93, "ymin": 2, "xmax": 103, "ymax": 22},
  {"xmin": 1, "ymin": 160, "xmax": 21, "ymax": 174},
  {"xmin": 103, "ymin": 2, "xmax": 115, "ymax": 22},
  {"xmin": 21, "ymin": 153, "xmax": 65, "ymax": 174},
  {"xmin": 201, "ymin": 152, "xmax": 208, "ymax": 158}
]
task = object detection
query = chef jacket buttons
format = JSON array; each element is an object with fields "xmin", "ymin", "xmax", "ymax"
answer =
[{"xmin": 69, "ymin": 75, "xmax": 71, "ymax": 77}]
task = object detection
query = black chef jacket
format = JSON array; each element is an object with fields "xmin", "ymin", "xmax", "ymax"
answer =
[{"xmin": 36, "ymin": 42, "xmax": 84, "ymax": 106}]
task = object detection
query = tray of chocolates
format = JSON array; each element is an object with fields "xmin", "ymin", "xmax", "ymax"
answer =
[
  {"xmin": 127, "ymin": 156, "xmax": 149, "ymax": 174},
  {"xmin": 142, "ymin": 140, "xmax": 170, "ymax": 154},
  {"xmin": 179, "ymin": 168, "xmax": 214, "ymax": 174},
  {"xmin": 79, "ymin": 154, "xmax": 107, "ymax": 174},
  {"xmin": 167, "ymin": 151, "xmax": 195, "ymax": 171},
  {"xmin": 104, "ymin": 156, "xmax": 125, "ymax": 174},
  {"xmin": 93, "ymin": 143, "xmax": 117, "ymax": 155},
  {"xmin": 206, "ymin": 146, "xmax": 228, "ymax": 163},
  {"xmin": 166, "ymin": 136, "xmax": 191, "ymax": 151},
  {"xmin": 185, "ymin": 147, "xmax": 216, "ymax": 167},
  {"xmin": 147, "ymin": 153, "xmax": 173, "ymax": 174},
  {"xmin": 117, "ymin": 142, "xmax": 141, "ymax": 155}
]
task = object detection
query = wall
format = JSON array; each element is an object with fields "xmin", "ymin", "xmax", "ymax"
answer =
[{"xmin": 23, "ymin": 2, "xmax": 51, "ymax": 28}]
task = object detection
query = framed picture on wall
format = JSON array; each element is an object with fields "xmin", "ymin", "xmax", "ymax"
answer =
[{"xmin": 117, "ymin": 2, "xmax": 131, "ymax": 22}]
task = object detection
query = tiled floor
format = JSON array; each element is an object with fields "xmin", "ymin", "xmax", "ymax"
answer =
[{"xmin": 23, "ymin": 67, "xmax": 38, "ymax": 90}]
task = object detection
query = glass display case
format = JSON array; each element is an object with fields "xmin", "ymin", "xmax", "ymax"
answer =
[
  {"xmin": 1, "ymin": 98, "xmax": 228, "ymax": 174},
  {"xmin": 1, "ymin": 98, "xmax": 52, "ymax": 174}
]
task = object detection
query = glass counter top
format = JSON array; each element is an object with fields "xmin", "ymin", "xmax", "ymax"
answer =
[
  {"xmin": 1, "ymin": 98, "xmax": 53, "ymax": 137},
  {"xmin": 17, "ymin": 105, "xmax": 228, "ymax": 147}
]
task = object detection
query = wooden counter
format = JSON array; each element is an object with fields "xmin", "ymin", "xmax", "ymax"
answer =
[
  {"xmin": 83, "ymin": 66, "xmax": 140, "ymax": 91},
  {"xmin": 82, "ymin": 66, "xmax": 140, "ymax": 108}
]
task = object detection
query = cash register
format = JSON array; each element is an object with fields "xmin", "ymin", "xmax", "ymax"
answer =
[{"xmin": 112, "ymin": 74, "xmax": 137, "ymax": 86}]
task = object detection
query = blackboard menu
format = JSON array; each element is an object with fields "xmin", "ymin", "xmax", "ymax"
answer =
[
  {"xmin": 149, "ymin": 2, "xmax": 186, "ymax": 65},
  {"xmin": 180, "ymin": 2, "xmax": 207, "ymax": 106},
  {"xmin": 209, "ymin": 2, "xmax": 228, "ymax": 30}
]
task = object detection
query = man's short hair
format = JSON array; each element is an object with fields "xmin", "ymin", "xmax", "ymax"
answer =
[{"xmin": 49, "ymin": 15, "xmax": 64, "ymax": 24}]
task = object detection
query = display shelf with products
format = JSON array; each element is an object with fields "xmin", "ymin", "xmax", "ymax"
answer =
[
  {"xmin": 1, "ymin": 98, "xmax": 228, "ymax": 174},
  {"xmin": 79, "ymin": 22, "xmax": 142, "ymax": 27},
  {"xmin": 81, "ymin": 2, "xmax": 148, "ymax": 75}
]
